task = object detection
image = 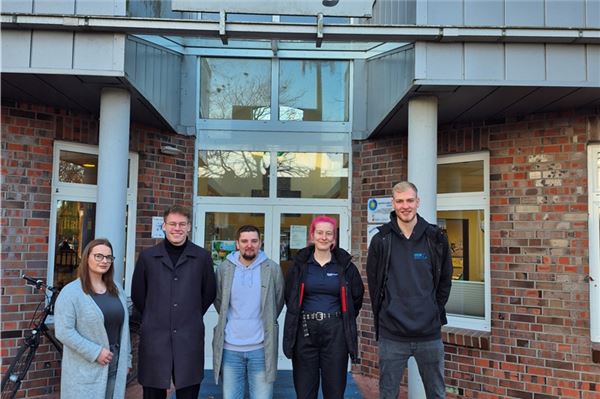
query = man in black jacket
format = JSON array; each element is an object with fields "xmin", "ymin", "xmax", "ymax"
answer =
[
  {"xmin": 132, "ymin": 205, "xmax": 216, "ymax": 399},
  {"xmin": 367, "ymin": 181, "xmax": 452, "ymax": 399}
]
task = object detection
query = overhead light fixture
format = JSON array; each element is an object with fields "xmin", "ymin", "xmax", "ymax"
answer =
[
  {"xmin": 82, "ymin": 163, "xmax": 96, "ymax": 168},
  {"xmin": 160, "ymin": 145, "xmax": 184, "ymax": 156}
]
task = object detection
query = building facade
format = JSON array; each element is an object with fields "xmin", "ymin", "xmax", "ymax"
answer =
[{"xmin": 1, "ymin": 0, "xmax": 599, "ymax": 398}]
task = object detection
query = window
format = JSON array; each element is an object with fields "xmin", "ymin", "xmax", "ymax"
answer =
[
  {"xmin": 49, "ymin": 142, "xmax": 138, "ymax": 294},
  {"xmin": 198, "ymin": 150, "xmax": 270, "ymax": 197},
  {"xmin": 589, "ymin": 144, "xmax": 600, "ymax": 343},
  {"xmin": 279, "ymin": 60, "xmax": 350, "ymax": 122},
  {"xmin": 438, "ymin": 152, "xmax": 490, "ymax": 331},
  {"xmin": 200, "ymin": 58, "xmax": 271, "ymax": 120},
  {"xmin": 197, "ymin": 150, "xmax": 349, "ymax": 199},
  {"xmin": 277, "ymin": 152, "xmax": 348, "ymax": 198},
  {"xmin": 198, "ymin": 57, "xmax": 351, "ymax": 126}
]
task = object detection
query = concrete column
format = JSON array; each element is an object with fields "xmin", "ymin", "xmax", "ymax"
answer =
[
  {"xmin": 407, "ymin": 95, "xmax": 438, "ymax": 399},
  {"xmin": 96, "ymin": 88, "xmax": 130, "ymax": 287}
]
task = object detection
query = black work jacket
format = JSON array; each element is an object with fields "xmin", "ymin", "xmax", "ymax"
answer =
[
  {"xmin": 283, "ymin": 245, "xmax": 364, "ymax": 361},
  {"xmin": 366, "ymin": 213, "xmax": 453, "ymax": 340},
  {"xmin": 131, "ymin": 240, "xmax": 216, "ymax": 389}
]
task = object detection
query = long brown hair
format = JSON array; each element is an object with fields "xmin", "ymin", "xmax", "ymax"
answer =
[{"xmin": 78, "ymin": 238, "xmax": 119, "ymax": 296}]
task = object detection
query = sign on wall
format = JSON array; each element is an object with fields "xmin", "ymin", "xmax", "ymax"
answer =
[
  {"xmin": 172, "ymin": 0, "xmax": 374, "ymax": 17},
  {"xmin": 367, "ymin": 197, "xmax": 392, "ymax": 246}
]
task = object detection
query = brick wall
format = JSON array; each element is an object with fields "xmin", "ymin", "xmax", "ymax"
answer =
[
  {"xmin": 1, "ymin": 100, "xmax": 194, "ymax": 398},
  {"xmin": 351, "ymin": 108, "xmax": 600, "ymax": 398}
]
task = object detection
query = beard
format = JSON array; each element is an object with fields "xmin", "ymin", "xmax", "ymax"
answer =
[{"xmin": 241, "ymin": 251, "xmax": 257, "ymax": 261}]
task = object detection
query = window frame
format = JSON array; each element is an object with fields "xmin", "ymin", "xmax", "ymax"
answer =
[
  {"xmin": 48, "ymin": 141, "xmax": 139, "ymax": 295},
  {"xmin": 437, "ymin": 151, "xmax": 491, "ymax": 331},
  {"xmin": 197, "ymin": 56, "xmax": 353, "ymax": 133},
  {"xmin": 588, "ymin": 144, "xmax": 600, "ymax": 343}
]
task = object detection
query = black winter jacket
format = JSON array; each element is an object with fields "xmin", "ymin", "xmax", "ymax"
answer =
[
  {"xmin": 283, "ymin": 245, "xmax": 364, "ymax": 361},
  {"xmin": 366, "ymin": 213, "xmax": 453, "ymax": 340}
]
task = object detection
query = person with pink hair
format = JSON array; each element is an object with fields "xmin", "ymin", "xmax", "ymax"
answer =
[{"xmin": 283, "ymin": 215, "xmax": 364, "ymax": 399}]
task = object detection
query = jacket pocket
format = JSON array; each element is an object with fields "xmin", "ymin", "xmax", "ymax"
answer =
[{"xmin": 384, "ymin": 295, "xmax": 441, "ymax": 337}]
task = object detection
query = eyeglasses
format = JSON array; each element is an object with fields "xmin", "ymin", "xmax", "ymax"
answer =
[
  {"xmin": 93, "ymin": 253, "xmax": 115, "ymax": 263},
  {"xmin": 165, "ymin": 222, "xmax": 189, "ymax": 228}
]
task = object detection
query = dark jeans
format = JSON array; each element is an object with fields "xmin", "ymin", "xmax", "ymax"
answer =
[
  {"xmin": 142, "ymin": 384, "xmax": 200, "ymax": 399},
  {"xmin": 378, "ymin": 337, "xmax": 446, "ymax": 399},
  {"xmin": 292, "ymin": 317, "xmax": 348, "ymax": 399}
]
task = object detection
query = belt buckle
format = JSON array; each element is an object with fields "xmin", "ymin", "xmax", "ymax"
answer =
[{"xmin": 315, "ymin": 312, "xmax": 324, "ymax": 321}]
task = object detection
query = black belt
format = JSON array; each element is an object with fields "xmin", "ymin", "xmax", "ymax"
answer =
[{"xmin": 302, "ymin": 311, "xmax": 341, "ymax": 321}]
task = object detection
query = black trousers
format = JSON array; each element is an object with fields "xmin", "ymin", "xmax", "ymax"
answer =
[
  {"xmin": 142, "ymin": 384, "xmax": 200, "ymax": 399},
  {"xmin": 292, "ymin": 317, "xmax": 349, "ymax": 399}
]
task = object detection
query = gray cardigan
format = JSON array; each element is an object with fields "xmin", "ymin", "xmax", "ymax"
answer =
[
  {"xmin": 54, "ymin": 278, "xmax": 131, "ymax": 399},
  {"xmin": 212, "ymin": 256, "xmax": 284, "ymax": 384}
]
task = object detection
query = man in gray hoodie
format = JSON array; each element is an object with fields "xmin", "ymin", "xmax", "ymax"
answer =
[{"xmin": 212, "ymin": 225, "xmax": 285, "ymax": 399}]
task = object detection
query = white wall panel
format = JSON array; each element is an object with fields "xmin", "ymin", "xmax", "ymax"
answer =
[
  {"xmin": 546, "ymin": 0, "xmax": 585, "ymax": 27},
  {"xmin": 1, "ymin": 31, "xmax": 32, "ymax": 69},
  {"xmin": 505, "ymin": 0, "xmax": 544, "ymax": 27},
  {"xmin": 465, "ymin": 43, "xmax": 504, "ymax": 80},
  {"xmin": 425, "ymin": 43, "xmax": 463, "ymax": 80},
  {"xmin": 30, "ymin": 31, "xmax": 73, "ymax": 69},
  {"xmin": 371, "ymin": 0, "xmax": 595, "ymax": 28},
  {"xmin": 2, "ymin": 0, "xmax": 33, "ymax": 12},
  {"xmin": 426, "ymin": 0, "xmax": 462, "ymax": 25},
  {"xmin": 587, "ymin": 46, "xmax": 600, "ymax": 84},
  {"xmin": 505, "ymin": 44, "xmax": 545, "ymax": 81},
  {"xmin": 76, "ymin": 0, "xmax": 125, "ymax": 16},
  {"xmin": 73, "ymin": 33, "xmax": 125, "ymax": 71},
  {"xmin": 33, "ymin": 0, "xmax": 75, "ymax": 14},
  {"xmin": 464, "ymin": 0, "xmax": 504, "ymax": 26},
  {"xmin": 546, "ymin": 45, "xmax": 587, "ymax": 82}
]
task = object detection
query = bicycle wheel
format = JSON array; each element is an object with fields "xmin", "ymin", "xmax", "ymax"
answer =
[
  {"xmin": 126, "ymin": 319, "xmax": 141, "ymax": 386},
  {"xmin": 1, "ymin": 343, "xmax": 36, "ymax": 399}
]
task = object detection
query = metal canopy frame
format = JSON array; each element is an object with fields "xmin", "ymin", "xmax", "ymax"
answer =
[{"xmin": 2, "ymin": 13, "xmax": 599, "ymax": 55}]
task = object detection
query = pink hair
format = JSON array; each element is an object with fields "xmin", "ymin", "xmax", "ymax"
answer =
[{"xmin": 309, "ymin": 215, "xmax": 338, "ymax": 249}]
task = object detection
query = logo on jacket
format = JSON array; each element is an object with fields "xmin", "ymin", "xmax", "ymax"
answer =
[{"xmin": 413, "ymin": 252, "xmax": 428, "ymax": 260}]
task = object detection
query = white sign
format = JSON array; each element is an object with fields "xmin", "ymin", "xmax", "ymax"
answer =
[
  {"xmin": 151, "ymin": 216, "xmax": 165, "ymax": 239},
  {"xmin": 172, "ymin": 0, "xmax": 374, "ymax": 17},
  {"xmin": 289, "ymin": 225, "xmax": 308, "ymax": 249},
  {"xmin": 367, "ymin": 197, "xmax": 392, "ymax": 224},
  {"xmin": 367, "ymin": 224, "xmax": 380, "ymax": 247}
]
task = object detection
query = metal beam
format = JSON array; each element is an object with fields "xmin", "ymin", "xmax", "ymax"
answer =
[{"xmin": 1, "ymin": 13, "xmax": 599, "ymax": 44}]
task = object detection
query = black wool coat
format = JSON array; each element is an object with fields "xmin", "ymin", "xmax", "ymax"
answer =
[{"xmin": 131, "ymin": 240, "xmax": 216, "ymax": 389}]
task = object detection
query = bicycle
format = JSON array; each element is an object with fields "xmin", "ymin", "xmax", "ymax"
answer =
[{"xmin": 1, "ymin": 275, "xmax": 62, "ymax": 399}]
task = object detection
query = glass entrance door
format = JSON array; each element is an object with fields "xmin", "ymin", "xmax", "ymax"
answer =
[{"xmin": 196, "ymin": 205, "xmax": 349, "ymax": 370}]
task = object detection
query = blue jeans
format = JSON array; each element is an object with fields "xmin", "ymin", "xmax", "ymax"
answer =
[
  {"xmin": 378, "ymin": 337, "xmax": 445, "ymax": 399},
  {"xmin": 222, "ymin": 348, "xmax": 273, "ymax": 399}
]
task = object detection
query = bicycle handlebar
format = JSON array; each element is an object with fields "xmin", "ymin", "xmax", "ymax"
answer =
[{"xmin": 22, "ymin": 275, "xmax": 58, "ymax": 293}]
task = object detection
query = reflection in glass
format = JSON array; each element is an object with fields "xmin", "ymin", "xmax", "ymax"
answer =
[
  {"xmin": 277, "ymin": 152, "xmax": 348, "ymax": 199},
  {"xmin": 200, "ymin": 58, "xmax": 271, "ymax": 120},
  {"xmin": 279, "ymin": 213, "xmax": 339, "ymax": 277},
  {"xmin": 59, "ymin": 151, "xmax": 98, "ymax": 184},
  {"xmin": 54, "ymin": 201, "xmax": 95, "ymax": 289},
  {"xmin": 437, "ymin": 160, "xmax": 484, "ymax": 193},
  {"xmin": 204, "ymin": 212, "xmax": 265, "ymax": 270},
  {"xmin": 438, "ymin": 209, "xmax": 484, "ymax": 318},
  {"xmin": 279, "ymin": 60, "xmax": 349, "ymax": 122},
  {"xmin": 198, "ymin": 151, "xmax": 270, "ymax": 197}
]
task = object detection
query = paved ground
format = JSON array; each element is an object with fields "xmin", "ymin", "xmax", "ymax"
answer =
[{"xmin": 125, "ymin": 370, "xmax": 379, "ymax": 398}]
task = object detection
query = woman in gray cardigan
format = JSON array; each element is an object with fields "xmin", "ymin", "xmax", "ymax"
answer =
[{"xmin": 55, "ymin": 238, "xmax": 131, "ymax": 399}]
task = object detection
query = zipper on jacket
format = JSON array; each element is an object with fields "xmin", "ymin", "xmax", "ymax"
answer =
[
  {"xmin": 299, "ymin": 282, "xmax": 305, "ymax": 307},
  {"xmin": 341, "ymin": 286, "xmax": 347, "ymax": 312}
]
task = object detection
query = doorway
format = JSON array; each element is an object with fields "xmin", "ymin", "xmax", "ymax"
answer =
[{"xmin": 195, "ymin": 204, "xmax": 349, "ymax": 369}]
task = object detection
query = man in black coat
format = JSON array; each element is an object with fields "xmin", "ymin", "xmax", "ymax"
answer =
[
  {"xmin": 367, "ymin": 182, "xmax": 452, "ymax": 399},
  {"xmin": 132, "ymin": 205, "xmax": 216, "ymax": 399}
]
